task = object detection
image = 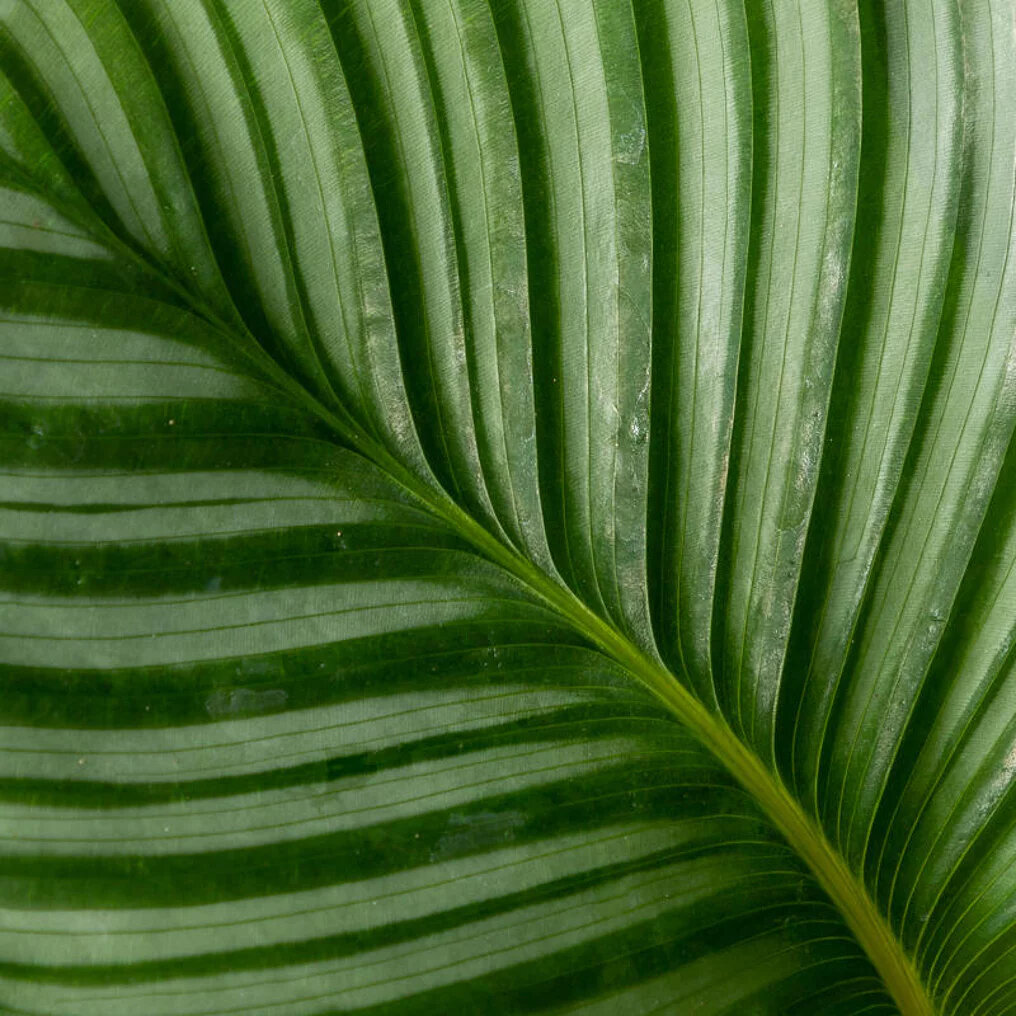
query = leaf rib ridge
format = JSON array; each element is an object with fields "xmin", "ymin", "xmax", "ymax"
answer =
[
  {"xmin": 19, "ymin": 168, "xmax": 936, "ymax": 1011},
  {"xmin": 6, "ymin": 1, "xmax": 1016, "ymax": 1013}
]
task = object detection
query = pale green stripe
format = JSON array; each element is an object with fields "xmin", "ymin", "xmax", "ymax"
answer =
[
  {"xmin": 0, "ymin": 500, "xmax": 407, "ymax": 543},
  {"xmin": 0, "ymin": 188, "xmax": 110, "ymax": 259},
  {"xmin": 0, "ymin": 820, "xmax": 729, "ymax": 965},
  {"xmin": 0, "ymin": 465, "xmax": 413, "ymax": 510},
  {"xmin": 0, "ymin": 736, "xmax": 649, "ymax": 856},
  {"xmin": 0, "ymin": 685, "xmax": 592, "ymax": 781},
  {"xmin": 0, "ymin": 319, "xmax": 235, "ymax": 367},
  {"xmin": 0, "ymin": 360, "xmax": 265, "ymax": 402},
  {"xmin": 0, "ymin": 852, "xmax": 770, "ymax": 1015},
  {"xmin": 0, "ymin": 577, "xmax": 526, "ymax": 667}
]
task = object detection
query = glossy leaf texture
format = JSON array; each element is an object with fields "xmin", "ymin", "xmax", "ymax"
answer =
[{"xmin": 1, "ymin": 0, "xmax": 1016, "ymax": 1014}]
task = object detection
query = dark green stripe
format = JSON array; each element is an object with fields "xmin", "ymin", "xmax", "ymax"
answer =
[
  {"xmin": 0, "ymin": 706, "xmax": 687, "ymax": 807},
  {"xmin": 0, "ymin": 637, "xmax": 605, "ymax": 728},
  {"xmin": 0, "ymin": 767, "xmax": 768, "ymax": 908},
  {"xmin": 0, "ymin": 843, "xmax": 805, "ymax": 986}
]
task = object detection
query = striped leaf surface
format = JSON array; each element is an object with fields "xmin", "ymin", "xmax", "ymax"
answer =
[{"xmin": 1, "ymin": 0, "xmax": 1015, "ymax": 1013}]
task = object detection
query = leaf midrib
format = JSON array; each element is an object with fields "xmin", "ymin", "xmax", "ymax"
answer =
[
  {"xmin": 64, "ymin": 190, "xmax": 935, "ymax": 1016},
  {"xmin": 426, "ymin": 486, "xmax": 935, "ymax": 1016}
]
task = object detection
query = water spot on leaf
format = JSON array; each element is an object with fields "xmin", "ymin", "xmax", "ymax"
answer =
[
  {"xmin": 205, "ymin": 687, "xmax": 288, "ymax": 717},
  {"xmin": 429, "ymin": 810, "xmax": 526, "ymax": 861}
]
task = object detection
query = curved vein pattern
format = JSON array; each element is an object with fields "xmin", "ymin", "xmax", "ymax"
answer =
[
  {"xmin": 636, "ymin": 0, "xmax": 752, "ymax": 706},
  {"xmin": 2, "ymin": 0, "xmax": 1016, "ymax": 1014},
  {"xmin": 0, "ymin": 263, "xmax": 884, "ymax": 1014},
  {"xmin": 782, "ymin": 0, "xmax": 965, "ymax": 816},
  {"xmin": 718, "ymin": 0, "xmax": 861, "ymax": 764},
  {"xmin": 489, "ymin": 0, "xmax": 654, "ymax": 647},
  {"xmin": 820, "ymin": 0, "xmax": 1016, "ymax": 873}
]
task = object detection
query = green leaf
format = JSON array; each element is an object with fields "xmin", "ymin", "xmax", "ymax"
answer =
[{"xmin": 2, "ymin": 1, "xmax": 1015, "ymax": 1013}]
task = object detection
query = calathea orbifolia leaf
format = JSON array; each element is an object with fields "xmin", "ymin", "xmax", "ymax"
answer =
[{"xmin": 1, "ymin": 0, "xmax": 1016, "ymax": 1013}]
